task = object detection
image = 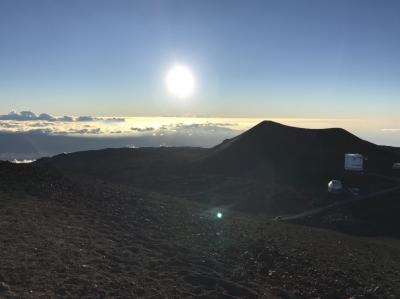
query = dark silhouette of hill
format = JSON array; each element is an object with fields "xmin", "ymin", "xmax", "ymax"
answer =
[
  {"xmin": 197, "ymin": 121, "xmax": 399, "ymax": 181},
  {"xmin": 37, "ymin": 147, "xmax": 206, "ymax": 188},
  {"xmin": 2, "ymin": 124, "xmax": 400, "ymax": 297},
  {"xmin": 35, "ymin": 121, "xmax": 400, "ymax": 214},
  {"xmin": 38, "ymin": 121, "xmax": 400, "ymax": 179}
]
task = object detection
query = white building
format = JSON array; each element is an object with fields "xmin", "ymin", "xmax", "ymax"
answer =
[{"xmin": 344, "ymin": 153, "xmax": 363, "ymax": 171}]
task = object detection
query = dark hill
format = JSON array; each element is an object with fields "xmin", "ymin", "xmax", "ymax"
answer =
[
  {"xmin": 38, "ymin": 121, "xmax": 400, "ymax": 180},
  {"xmin": 37, "ymin": 147, "xmax": 206, "ymax": 184},
  {"xmin": 197, "ymin": 121, "xmax": 399, "ymax": 181},
  {"xmin": 35, "ymin": 121, "xmax": 400, "ymax": 214}
]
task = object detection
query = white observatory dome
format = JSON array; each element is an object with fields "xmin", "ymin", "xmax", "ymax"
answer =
[{"xmin": 328, "ymin": 180, "xmax": 343, "ymax": 193}]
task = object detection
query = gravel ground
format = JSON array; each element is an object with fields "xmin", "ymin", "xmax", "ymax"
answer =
[{"xmin": 0, "ymin": 165, "xmax": 400, "ymax": 298}]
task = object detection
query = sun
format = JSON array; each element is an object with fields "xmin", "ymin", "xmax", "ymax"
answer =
[{"xmin": 166, "ymin": 64, "xmax": 195, "ymax": 98}]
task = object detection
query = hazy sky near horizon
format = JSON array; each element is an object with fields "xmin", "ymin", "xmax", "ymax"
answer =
[
  {"xmin": 1, "ymin": 114, "xmax": 399, "ymax": 162},
  {"xmin": 0, "ymin": 0, "xmax": 400, "ymax": 118}
]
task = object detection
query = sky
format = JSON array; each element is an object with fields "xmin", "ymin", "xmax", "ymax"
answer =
[
  {"xmin": 1, "ymin": 0, "xmax": 400, "ymax": 118},
  {"xmin": 0, "ymin": 0, "xmax": 400, "ymax": 160}
]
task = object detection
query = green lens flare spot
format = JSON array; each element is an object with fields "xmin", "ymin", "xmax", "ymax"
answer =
[{"xmin": 217, "ymin": 212, "xmax": 223, "ymax": 219}]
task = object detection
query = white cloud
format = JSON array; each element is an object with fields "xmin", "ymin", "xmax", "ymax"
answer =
[
  {"xmin": 103, "ymin": 117, "xmax": 125, "ymax": 123},
  {"xmin": 0, "ymin": 117, "xmax": 240, "ymax": 140},
  {"xmin": 58, "ymin": 116, "xmax": 74, "ymax": 122},
  {"xmin": 0, "ymin": 111, "xmax": 125, "ymax": 123},
  {"xmin": 11, "ymin": 159, "xmax": 36, "ymax": 164},
  {"xmin": 0, "ymin": 110, "xmax": 55, "ymax": 121},
  {"xmin": 76, "ymin": 116, "xmax": 96, "ymax": 122},
  {"xmin": 157, "ymin": 123, "xmax": 236, "ymax": 135},
  {"xmin": 131, "ymin": 127, "xmax": 155, "ymax": 132},
  {"xmin": 0, "ymin": 116, "xmax": 244, "ymax": 160}
]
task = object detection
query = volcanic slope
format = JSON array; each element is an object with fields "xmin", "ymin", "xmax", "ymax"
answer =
[
  {"xmin": 36, "ymin": 121, "xmax": 400, "ymax": 214},
  {"xmin": 0, "ymin": 162, "xmax": 400, "ymax": 298}
]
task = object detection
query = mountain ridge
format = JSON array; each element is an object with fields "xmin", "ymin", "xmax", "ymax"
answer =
[
  {"xmin": 30, "ymin": 121, "xmax": 400, "ymax": 214},
  {"xmin": 196, "ymin": 120, "xmax": 399, "ymax": 179},
  {"xmin": 34, "ymin": 120, "xmax": 400, "ymax": 185}
]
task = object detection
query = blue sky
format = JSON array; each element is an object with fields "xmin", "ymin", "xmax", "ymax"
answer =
[{"xmin": 0, "ymin": 0, "xmax": 400, "ymax": 118}]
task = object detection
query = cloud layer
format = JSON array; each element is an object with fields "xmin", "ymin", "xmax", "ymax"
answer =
[
  {"xmin": 1, "ymin": 112, "xmax": 398, "ymax": 161},
  {"xmin": 0, "ymin": 111, "xmax": 240, "ymax": 137},
  {"xmin": 0, "ymin": 111, "xmax": 125, "ymax": 123},
  {"xmin": 0, "ymin": 111, "xmax": 243, "ymax": 160}
]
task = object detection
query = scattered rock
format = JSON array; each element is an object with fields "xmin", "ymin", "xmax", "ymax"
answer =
[{"xmin": 0, "ymin": 282, "xmax": 10, "ymax": 292}]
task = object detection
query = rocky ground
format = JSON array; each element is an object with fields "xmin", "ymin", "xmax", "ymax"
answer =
[
  {"xmin": 292, "ymin": 189, "xmax": 400, "ymax": 239},
  {"xmin": 1, "ymin": 164, "xmax": 400, "ymax": 298}
]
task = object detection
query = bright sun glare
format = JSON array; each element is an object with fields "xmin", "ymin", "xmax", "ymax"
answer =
[{"xmin": 166, "ymin": 64, "xmax": 195, "ymax": 98}]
